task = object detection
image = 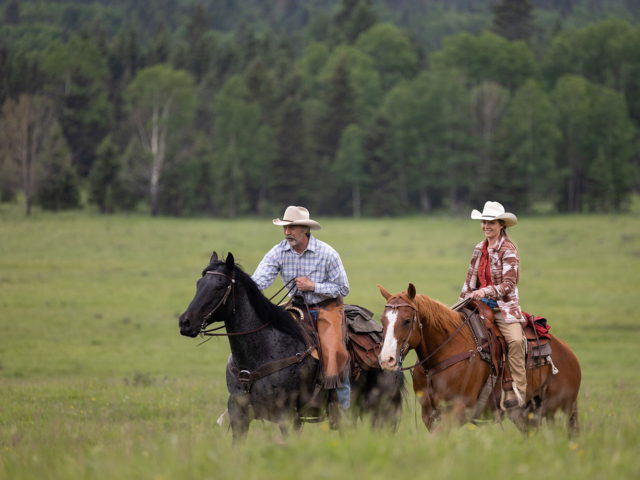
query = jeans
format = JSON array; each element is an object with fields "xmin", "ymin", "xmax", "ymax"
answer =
[{"xmin": 310, "ymin": 309, "xmax": 351, "ymax": 410}]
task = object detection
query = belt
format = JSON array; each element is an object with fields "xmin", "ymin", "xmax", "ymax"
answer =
[{"xmin": 292, "ymin": 299, "xmax": 321, "ymax": 309}]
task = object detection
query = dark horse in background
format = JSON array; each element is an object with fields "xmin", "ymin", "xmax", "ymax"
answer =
[{"xmin": 179, "ymin": 252, "xmax": 405, "ymax": 442}]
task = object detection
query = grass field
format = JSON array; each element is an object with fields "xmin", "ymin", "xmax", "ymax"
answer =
[{"xmin": 1, "ymin": 202, "xmax": 640, "ymax": 479}]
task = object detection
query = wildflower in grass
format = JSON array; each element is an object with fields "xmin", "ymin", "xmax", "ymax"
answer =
[
  {"xmin": 70, "ymin": 405, "xmax": 74, "ymax": 409},
  {"xmin": 569, "ymin": 443, "xmax": 578, "ymax": 450},
  {"xmin": 331, "ymin": 440, "xmax": 341, "ymax": 447},
  {"xmin": 92, "ymin": 397, "xmax": 95, "ymax": 401},
  {"xmin": 320, "ymin": 424, "xmax": 330, "ymax": 432},
  {"xmin": 468, "ymin": 423, "xmax": 477, "ymax": 430}
]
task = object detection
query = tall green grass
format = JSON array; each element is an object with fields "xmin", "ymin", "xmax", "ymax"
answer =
[{"xmin": 1, "ymin": 203, "xmax": 639, "ymax": 478}]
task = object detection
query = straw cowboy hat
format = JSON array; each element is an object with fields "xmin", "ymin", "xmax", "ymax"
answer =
[
  {"xmin": 273, "ymin": 206, "xmax": 321, "ymax": 231},
  {"xmin": 471, "ymin": 201, "xmax": 517, "ymax": 227}
]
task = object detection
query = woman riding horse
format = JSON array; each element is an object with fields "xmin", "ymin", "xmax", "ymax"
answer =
[{"xmin": 459, "ymin": 201, "xmax": 526, "ymax": 409}]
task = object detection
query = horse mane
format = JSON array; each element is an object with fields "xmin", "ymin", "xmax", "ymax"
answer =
[
  {"xmin": 393, "ymin": 292, "xmax": 474, "ymax": 344},
  {"xmin": 203, "ymin": 260, "xmax": 303, "ymax": 341}
]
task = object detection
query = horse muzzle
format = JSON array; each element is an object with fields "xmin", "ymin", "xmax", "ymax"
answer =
[
  {"xmin": 178, "ymin": 312, "xmax": 200, "ymax": 338},
  {"xmin": 379, "ymin": 354, "xmax": 400, "ymax": 372}
]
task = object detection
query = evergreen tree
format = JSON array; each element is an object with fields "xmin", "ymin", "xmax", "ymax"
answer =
[
  {"xmin": 271, "ymin": 90, "xmax": 310, "ymax": 209},
  {"xmin": 362, "ymin": 116, "xmax": 403, "ymax": 216},
  {"xmin": 36, "ymin": 122, "xmax": 81, "ymax": 211},
  {"xmin": 41, "ymin": 34, "xmax": 111, "ymax": 176},
  {"xmin": 334, "ymin": 0, "xmax": 378, "ymax": 45},
  {"xmin": 186, "ymin": 3, "xmax": 214, "ymax": 82},
  {"xmin": 319, "ymin": 55, "xmax": 357, "ymax": 162},
  {"xmin": 147, "ymin": 20, "xmax": 170, "ymax": 66},
  {"xmin": 4, "ymin": 0, "xmax": 20, "ymax": 26},
  {"xmin": 89, "ymin": 135, "xmax": 121, "ymax": 213},
  {"xmin": 333, "ymin": 124, "xmax": 368, "ymax": 217},
  {"xmin": 491, "ymin": 0, "xmax": 535, "ymax": 42}
]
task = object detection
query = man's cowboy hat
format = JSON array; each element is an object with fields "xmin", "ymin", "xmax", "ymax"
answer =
[
  {"xmin": 471, "ymin": 201, "xmax": 517, "ymax": 227},
  {"xmin": 273, "ymin": 206, "xmax": 321, "ymax": 230}
]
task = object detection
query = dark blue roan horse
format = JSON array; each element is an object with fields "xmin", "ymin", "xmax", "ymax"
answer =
[{"xmin": 179, "ymin": 252, "xmax": 404, "ymax": 441}]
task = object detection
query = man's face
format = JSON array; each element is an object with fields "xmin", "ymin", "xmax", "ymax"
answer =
[{"xmin": 283, "ymin": 225, "xmax": 307, "ymax": 248}]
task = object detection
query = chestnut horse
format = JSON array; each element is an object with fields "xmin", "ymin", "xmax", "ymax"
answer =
[{"xmin": 377, "ymin": 283, "xmax": 581, "ymax": 435}]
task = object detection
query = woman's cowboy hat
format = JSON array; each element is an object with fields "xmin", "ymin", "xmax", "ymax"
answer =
[
  {"xmin": 471, "ymin": 201, "xmax": 517, "ymax": 227},
  {"xmin": 273, "ymin": 206, "xmax": 321, "ymax": 230}
]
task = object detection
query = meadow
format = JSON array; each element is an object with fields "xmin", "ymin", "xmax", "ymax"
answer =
[{"xmin": 1, "ymin": 202, "xmax": 639, "ymax": 479}]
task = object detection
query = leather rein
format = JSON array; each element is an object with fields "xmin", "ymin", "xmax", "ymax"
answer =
[
  {"xmin": 196, "ymin": 270, "xmax": 317, "ymax": 396},
  {"xmin": 385, "ymin": 299, "xmax": 476, "ymax": 420},
  {"xmin": 383, "ymin": 300, "xmax": 474, "ymax": 372},
  {"xmin": 198, "ymin": 271, "xmax": 272, "ymax": 337}
]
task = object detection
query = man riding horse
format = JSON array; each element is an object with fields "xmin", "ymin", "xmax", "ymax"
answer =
[{"xmin": 252, "ymin": 206, "xmax": 351, "ymax": 415}]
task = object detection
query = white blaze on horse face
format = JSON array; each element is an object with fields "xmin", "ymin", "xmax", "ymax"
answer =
[{"xmin": 380, "ymin": 310, "xmax": 399, "ymax": 370}]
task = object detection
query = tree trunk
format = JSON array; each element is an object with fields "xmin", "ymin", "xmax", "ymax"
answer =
[
  {"xmin": 352, "ymin": 184, "xmax": 360, "ymax": 218},
  {"xmin": 420, "ymin": 186, "xmax": 431, "ymax": 214}
]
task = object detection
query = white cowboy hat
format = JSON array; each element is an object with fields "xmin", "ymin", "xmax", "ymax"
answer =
[
  {"xmin": 272, "ymin": 206, "xmax": 321, "ymax": 231},
  {"xmin": 471, "ymin": 201, "xmax": 517, "ymax": 227}
]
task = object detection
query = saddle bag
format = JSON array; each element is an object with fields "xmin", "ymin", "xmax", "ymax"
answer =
[{"xmin": 347, "ymin": 330, "xmax": 382, "ymax": 370}]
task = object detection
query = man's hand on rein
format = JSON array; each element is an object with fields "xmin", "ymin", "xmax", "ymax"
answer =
[{"xmin": 295, "ymin": 276, "xmax": 315, "ymax": 292}]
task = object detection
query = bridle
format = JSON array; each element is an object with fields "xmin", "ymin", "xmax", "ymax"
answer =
[
  {"xmin": 384, "ymin": 300, "xmax": 423, "ymax": 368},
  {"xmin": 191, "ymin": 269, "xmax": 265, "ymax": 339},
  {"xmin": 384, "ymin": 298, "xmax": 473, "ymax": 372}
]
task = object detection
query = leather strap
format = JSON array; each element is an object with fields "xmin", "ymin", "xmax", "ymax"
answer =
[
  {"xmin": 230, "ymin": 345, "xmax": 317, "ymax": 394},
  {"xmin": 400, "ymin": 315, "xmax": 471, "ymax": 371},
  {"xmin": 412, "ymin": 349, "xmax": 476, "ymax": 417}
]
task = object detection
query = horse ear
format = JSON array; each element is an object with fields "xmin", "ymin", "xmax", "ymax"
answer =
[
  {"xmin": 407, "ymin": 283, "xmax": 416, "ymax": 300},
  {"xmin": 210, "ymin": 251, "xmax": 218, "ymax": 263},
  {"xmin": 225, "ymin": 252, "xmax": 235, "ymax": 272},
  {"xmin": 378, "ymin": 284, "xmax": 392, "ymax": 301}
]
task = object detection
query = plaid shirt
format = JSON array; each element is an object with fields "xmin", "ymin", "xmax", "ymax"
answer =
[
  {"xmin": 458, "ymin": 235, "xmax": 524, "ymax": 324},
  {"xmin": 252, "ymin": 235, "xmax": 350, "ymax": 305}
]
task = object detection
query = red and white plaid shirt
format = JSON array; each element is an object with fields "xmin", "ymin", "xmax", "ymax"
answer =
[{"xmin": 458, "ymin": 235, "xmax": 524, "ymax": 324}]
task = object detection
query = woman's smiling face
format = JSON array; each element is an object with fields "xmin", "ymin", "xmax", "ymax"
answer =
[{"xmin": 481, "ymin": 220, "xmax": 501, "ymax": 242}]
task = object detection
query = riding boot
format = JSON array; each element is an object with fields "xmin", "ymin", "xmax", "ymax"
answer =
[
  {"xmin": 504, "ymin": 388, "xmax": 524, "ymax": 409},
  {"xmin": 316, "ymin": 296, "xmax": 349, "ymax": 389}
]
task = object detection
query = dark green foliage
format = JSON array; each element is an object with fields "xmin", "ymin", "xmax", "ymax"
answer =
[
  {"xmin": 319, "ymin": 55, "xmax": 357, "ymax": 161},
  {"xmin": 36, "ymin": 167, "xmax": 81, "ymax": 211},
  {"xmin": 491, "ymin": 0, "xmax": 535, "ymax": 41},
  {"xmin": 41, "ymin": 33, "xmax": 112, "ymax": 176},
  {"xmin": 334, "ymin": 0, "xmax": 378, "ymax": 44},
  {"xmin": 89, "ymin": 136, "xmax": 120, "ymax": 213},
  {"xmin": 36, "ymin": 123, "xmax": 81, "ymax": 211},
  {"xmin": 4, "ymin": 0, "xmax": 20, "ymax": 26},
  {"xmin": 0, "ymin": 1, "xmax": 639, "ymax": 218}
]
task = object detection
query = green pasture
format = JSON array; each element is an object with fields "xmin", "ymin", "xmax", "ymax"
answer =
[{"xmin": 1, "ymin": 203, "xmax": 639, "ymax": 479}]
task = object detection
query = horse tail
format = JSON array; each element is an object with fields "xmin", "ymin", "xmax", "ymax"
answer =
[{"xmin": 568, "ymin": 399, "xmax": 579, "ymax": 436}]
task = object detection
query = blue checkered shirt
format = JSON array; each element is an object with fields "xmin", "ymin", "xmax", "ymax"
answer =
[{"xmin": 252, "ymin": 235, "xmax": 349, "ymax": 304}]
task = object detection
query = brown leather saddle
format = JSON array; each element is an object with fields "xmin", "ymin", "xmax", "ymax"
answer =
[
  {"xmin": 459, "ymin": 300, "xmax": 553, "ymax": 398},
  {"xmin": 284, "ymin": 303, "xmax": 383, "ymax": 382}
]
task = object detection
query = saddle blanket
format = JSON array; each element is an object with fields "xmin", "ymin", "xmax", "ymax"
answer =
[{"xmin": 522, "ymin": 312, "xmax": 551, "ymax": 339}]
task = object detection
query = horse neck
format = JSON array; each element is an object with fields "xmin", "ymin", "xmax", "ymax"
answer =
[
  {"xmin": 414, "ymin": 297, "xmax": 475, "ymax": 366},
  {"xmin": 224, "ymin": 285, "xmax": 298, "ymax": 371}
]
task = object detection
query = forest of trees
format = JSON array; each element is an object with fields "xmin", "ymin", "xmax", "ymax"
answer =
[{"xmin": 0, "ymin": 0, "xmax": 639, "ymax": 217}]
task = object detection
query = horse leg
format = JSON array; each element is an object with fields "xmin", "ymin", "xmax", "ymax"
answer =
[
  {"xmin": 228, "ymin": 395, "xmax": 251, "ymax": 444},
  {"xmin": 421, "ymin": 401, "xmax": 437, "ymax": 431},
  {"xmin": 278, "ymin": 423, "xmax": 289, "ymax": 442},
  {"xmin": 542, "ymin": 336, "xmax": 581, "ymax": 437}
]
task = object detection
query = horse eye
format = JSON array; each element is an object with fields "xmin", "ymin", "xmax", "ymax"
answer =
[{"xmin": 403, "ymin": 319, "xmax": 411, "ymax": 326}]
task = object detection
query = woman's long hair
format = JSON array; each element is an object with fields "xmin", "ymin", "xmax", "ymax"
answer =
[{"xmin": 498, "ymin": 219, "xmax": 520, "ymax": 283}]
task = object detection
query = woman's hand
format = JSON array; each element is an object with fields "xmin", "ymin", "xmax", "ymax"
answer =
[{"xmin": 469, "ymin": 288, "xmax": 485, "ymax": 300}]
